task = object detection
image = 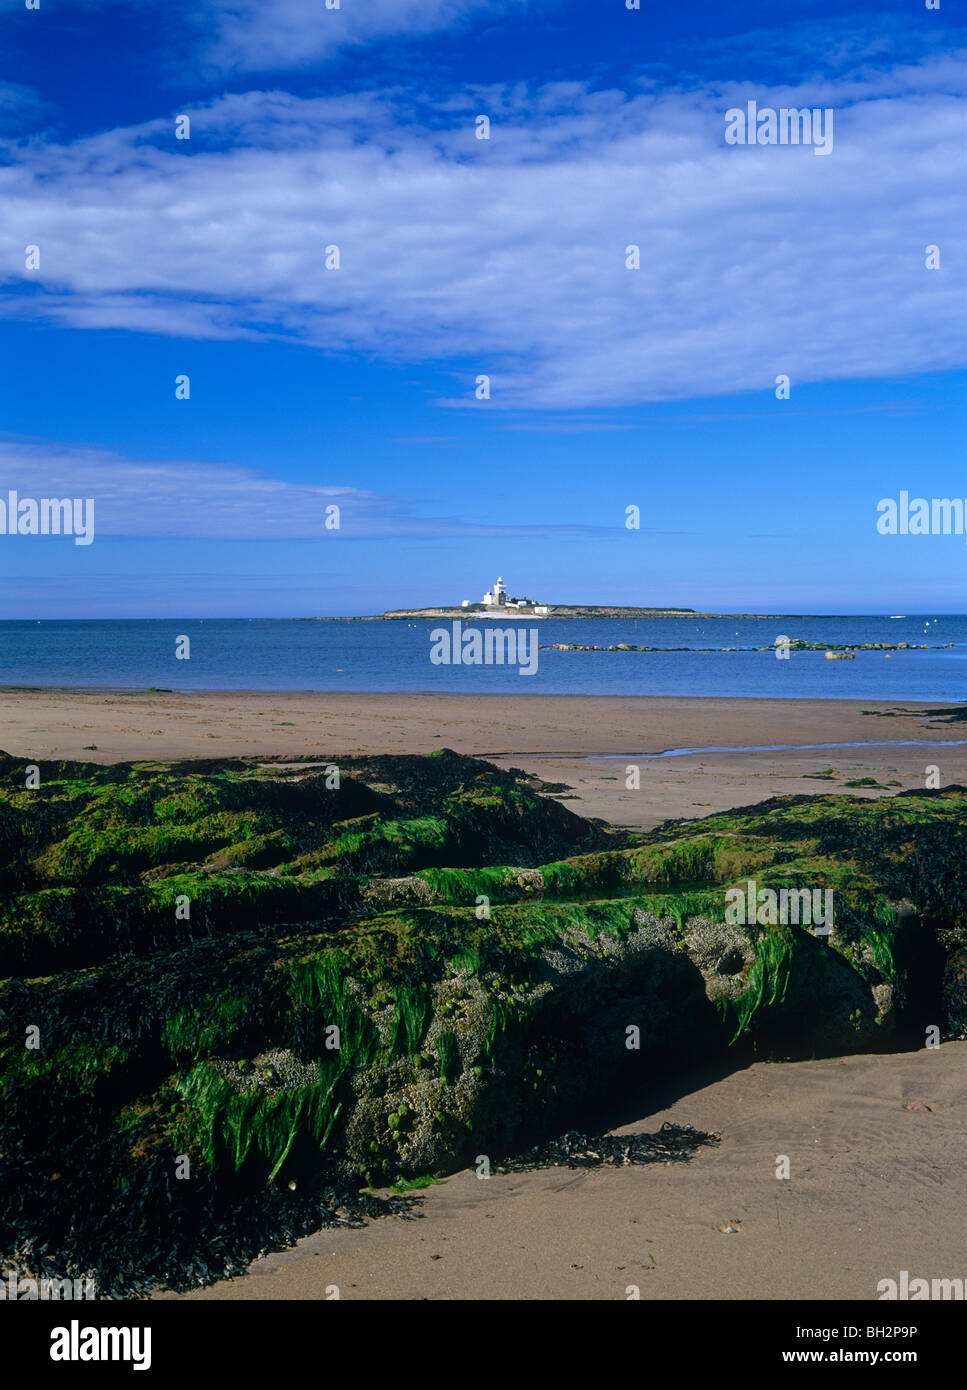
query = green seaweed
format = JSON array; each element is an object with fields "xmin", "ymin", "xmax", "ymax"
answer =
[
  {"xmin": 436, "ymin": 1031, "xmax": 460, "ymax": 1085},
  {"xmin": 728, "ymin": 930, "xmax": 797, "ymax": 1042}
]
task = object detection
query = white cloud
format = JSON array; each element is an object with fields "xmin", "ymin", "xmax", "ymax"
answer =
[
  {"xmin": 0, "ymin": 81, "xmax": 49, "ymax": 128},
  {"xmin": 204, "ymin": 0, "xmax": 540, "ymax": 73},
  {"xmin": 67, "ymin": 0, "xmax": 544, "ymax": 73},
  {"xmin": 0, "ymin": 444, "xmax": 369, "ymax": 539},
  {"xmin": 0, "ymin": 442, "xmax": 613, "ymax": 540},
  {"xmin": 1, "ymin": 58, "xmax": 965, "ymax": 409}
]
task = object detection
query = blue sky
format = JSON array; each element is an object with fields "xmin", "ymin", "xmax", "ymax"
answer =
[{"xmin": 1, "ymin": 0, "xmax": 965, "ymax": 617}]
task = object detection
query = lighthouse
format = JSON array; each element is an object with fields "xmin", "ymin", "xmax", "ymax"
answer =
[{"xmin": 482, "ymin": 576, "xmax": 507, "ymax": 607}]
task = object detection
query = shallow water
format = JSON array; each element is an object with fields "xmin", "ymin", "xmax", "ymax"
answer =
[
  {"xmin": 588, "ymin": 738, "xmax": 967, "ymax": 759},
  {"xmin": 1, "ymin": 614, "xmax": 966, "ymax": 698}
]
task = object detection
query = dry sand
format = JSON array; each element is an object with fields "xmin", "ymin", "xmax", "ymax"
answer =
[
  {"xmin": 6, "ymin": 686, "xmax": 965, "ymax": 1300},
  {"xmin": 2, "ymin": 688, "xmax": 965, "ymax": 830}
]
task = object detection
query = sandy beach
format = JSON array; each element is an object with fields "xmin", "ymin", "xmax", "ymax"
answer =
[{"xmin": 2, "ymin": 689, "xmax": 964, "ymax": 831}]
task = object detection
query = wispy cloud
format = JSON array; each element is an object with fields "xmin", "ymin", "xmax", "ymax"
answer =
[
  {"xmin": 656, "ymin": 10, "xmax": 958, "ymax": 84},
  {"xmin": 0, "ymin": 442, "xmax": 617, "ymax": 540},
  {"xmin": 203, "ymin": 0, "xmax": 546, "ymax": 74},
  {"xmin": 499, "ymin": 420, "xmax": 636, "ymax": 433},
  {"xmin": 0, "ymin": 80, "xmax": 51, "ymax": 133},
  {"xmin": 0, "ymin": 443, "xmax": 367, "ymax": 539},
  {"xmin": 391, "ymin": 436, "xmax": 465, "ymax": 446},
  {"xmin": 76, "ymin": 0, "xmax": 549, "ymax": 75},
  {"xmin": 2, "ymin": 55, "xmax": 964, "ymax": 409}
]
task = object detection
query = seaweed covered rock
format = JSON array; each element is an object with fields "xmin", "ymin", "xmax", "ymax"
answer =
[
  {"xmin": 0, "ymin": 750, "xmax": 963, "ymax": 1295},
  {"xmin": 0, "ymin": 749, "xmax": 613, "ymax": 976},
  {"xmin": 941, "ymin": 949, "xmax": 967, "ymax": 1039}
]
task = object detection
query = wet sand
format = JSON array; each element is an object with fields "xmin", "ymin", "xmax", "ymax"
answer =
[{"xmin": 1, "ymin": 689, "xmax": 964, "ymax": 830}]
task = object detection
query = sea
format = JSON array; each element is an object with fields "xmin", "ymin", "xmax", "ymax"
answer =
[{"xmin": 1, "ymin": 615, "xmax": 966, "ymax": 700}]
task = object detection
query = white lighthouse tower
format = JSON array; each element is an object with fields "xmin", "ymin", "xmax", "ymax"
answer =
[{"xmin": 482, "ymin": 575, "xmax": 507, "ymax": 607}]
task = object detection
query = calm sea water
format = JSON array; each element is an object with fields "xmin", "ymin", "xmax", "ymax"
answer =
[{"xmin": 1, "ymin": 616, "xmax": 966, "ymax": 699}]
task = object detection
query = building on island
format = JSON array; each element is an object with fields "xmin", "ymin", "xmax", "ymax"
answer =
[
  {"xmin": 462, "ymin": 577, "xmax": 549, "ymax": 614},
  {"xmin": 482, "ymin": 576, "xmax": 508, "ymax": 607}
]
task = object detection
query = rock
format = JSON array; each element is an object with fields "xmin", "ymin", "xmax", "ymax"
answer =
[
  {"xmin": 942, "ymin": 949, "xmax": 967, "ymax": 1039},
  {"xmin": 1, "ymin": 749, "xmax": 963, "ymax": 1297},
  {"xmin": 361, "ymin": 876, "xmax": 438, "ymax": 907}
]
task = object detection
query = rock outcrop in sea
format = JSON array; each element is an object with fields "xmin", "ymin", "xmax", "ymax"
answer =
[{"xmin": 0, "ymin": 748, "xmax": 963, "ymax": 1294}]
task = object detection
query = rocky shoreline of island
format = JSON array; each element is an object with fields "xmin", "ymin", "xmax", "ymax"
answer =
[
  {"xmin": 545, "ymin": 639, "xmax": 955, "ymax": 653},
  {"xmin": 290, "ymin": 608, "xmax": 840, "ymax": 621}
]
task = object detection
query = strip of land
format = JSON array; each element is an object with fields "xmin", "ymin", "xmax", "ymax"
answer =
[{"xmin": 2, "ymin": 689, "xmax": 963, "ymax": 830}]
